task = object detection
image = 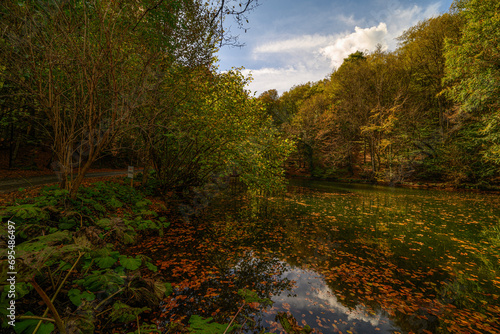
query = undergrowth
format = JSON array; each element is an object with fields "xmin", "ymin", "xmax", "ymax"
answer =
[{"xmin": 0, "ymin": 180, "xmax": 174, "ymax": 333}]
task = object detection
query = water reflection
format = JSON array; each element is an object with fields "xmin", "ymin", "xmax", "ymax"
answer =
[
  {"xmin": 263, "ymin": 266, "xmax": 398, "ymax": 333},
  {"xmin": 144, "ymin": 179, "xmax": 500, "ymax": 333},
  {"xmin": 237, "ymin": 180, "xmax": 499, "ymax": 333}
]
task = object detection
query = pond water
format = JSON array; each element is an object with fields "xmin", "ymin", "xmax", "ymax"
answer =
[{"xmin": 143, "ymin": 179, "xmax": 500, "ymax": 333}]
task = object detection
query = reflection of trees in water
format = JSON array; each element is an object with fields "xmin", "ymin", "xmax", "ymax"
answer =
[
  {"xmin": 197, "ymin": 183, "xmax": 500, "ymax": 333},
  {"xmin": 161, "ymin": 249, "xmax": 294, "ymax": 333}
]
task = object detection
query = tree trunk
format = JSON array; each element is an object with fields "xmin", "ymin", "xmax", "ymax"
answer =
[
  {"xmin": 69, "ymin": 158, "xmax": 94, "ymax": 199},
  {"xmin": 370, "ymin": 138, "xmax": 376, "ymax": 173}
]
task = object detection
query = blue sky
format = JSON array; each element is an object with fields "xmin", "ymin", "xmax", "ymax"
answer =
[{"xmin": 216, "ymin": 0, "xmax": 454, "ymax": 95}]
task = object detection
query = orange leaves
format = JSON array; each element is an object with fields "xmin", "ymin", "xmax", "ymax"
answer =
[
  {"xmin": 121, "ymin": 184, "xmax": 500, "ymax": 334},
  {"xmin": 248, "ymin": 302, "xmax": 260, "ymax": 309}
]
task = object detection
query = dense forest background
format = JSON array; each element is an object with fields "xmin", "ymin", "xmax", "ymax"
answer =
[
  {"xmin": 1, "ymin": 0, "xmax": 499, "ymax": 192},
  {"xmin": 257, "ymin": 0, "xmax": 500, "ymax": 188}
]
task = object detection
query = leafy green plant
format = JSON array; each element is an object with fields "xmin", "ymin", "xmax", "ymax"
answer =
[
  {"xmin": 75, "ymin": 270, "xmax": 125, "ymax": 294},
  {"xmin": 110, "ymin": 301, "xmax": 150, "ymax": 323},
  {"xmin": 127, "ymin": 323, "xmax": 162, "ymax": 334},
  {"xmin": 14, "ymin": 312, "xmax": 54, "ymax": 334},
  {"xmin": 0, "ymin": 179, "xmax": 174, "ymax": 333},
  {"xmin": 68, "ymin": 288, "xmax": 96, "ymax": 306},
  {"xmin": 238, "ymin": 288, "xmax": 273, "ymax": 306},
  {"xmin": 119, "ymin": 255, "xmax": 142, "ymax": 271},
  {"xmin": 109, "ymin": 197, "xmax": 124, "ymax": 209},
  {"xmin": 95, "ymin": 255, "xmax": 117, "ymax": 269},
  {"xmin": 1, "ymin": 204, "xmax": 49, "ymax": 221},
  {"xmin": 188, "ymin": 315, "xmax": 237, "ymax": 334}
]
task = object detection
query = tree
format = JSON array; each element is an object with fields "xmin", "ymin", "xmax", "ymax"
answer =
[
  {"xmin": 139, "ymin": 65, "xmax": 293, "ymax": 193},
  {"xmin": 258, "ymin": 89, "xmax": 283, "ymax": 126},
  {"xmin": 0, "ymin": 0, "xmax": 259, "ymax": 198},
  {"xmin": 0, "ymin": 1, "xmax": 167, "ymax": 197},
  {"xmin": 288, "ymin": 85, "xmax": 329, "ymax": 173},
  {"xmin": 443, "ymin": 0, "xmax": 500, "ymax": 164},
  {"xmin": 209, "ymin": 0, "xmax": 261, "ymax": 46},
  {"xmin": 398, "ymin": 13, "xmax": 463, "ymax": 136}
]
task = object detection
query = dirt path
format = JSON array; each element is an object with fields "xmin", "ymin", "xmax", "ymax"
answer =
[{"xmin": 0, "ymin": 170, "xmax": 135, "ymax": 193}]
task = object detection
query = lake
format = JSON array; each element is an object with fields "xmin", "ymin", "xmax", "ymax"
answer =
[{"xmin": 146, "ymin": 179, "xmax": 500, "ymax": 333}]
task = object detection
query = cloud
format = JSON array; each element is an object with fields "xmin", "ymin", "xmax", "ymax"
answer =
[
  {"xmin": 315, "ymin": 289, "xmax": 384, "ymax": 327},
  {"xmin": 320, "ymin": 23, "xmax": 388, "ymax": 68},
  {"xmin": 242, "ymin": 66, "xmax": 328, "ymax": 96},
  {"xmin": 243, "ymin": 1, "xmax": 445, "ymax": 95},
  {"xmin": 368, "ymin": 2, "xmax": 442, "ymax": 48},
  {"xmin": 336, "ymin": 14, "xmax": 359, "ymax": 27},
  {"xmin": 254, "ymin": 34, "xmax": 337, "ymax": 54},
  {"xmin": 246, "ymin": 23, "xmax": 389, "ymax": 93}
]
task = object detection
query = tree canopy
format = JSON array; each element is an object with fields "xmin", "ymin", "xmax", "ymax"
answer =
[{"xmin": 271, "ymin": 7, "xmax": 499, "ymax": 186}]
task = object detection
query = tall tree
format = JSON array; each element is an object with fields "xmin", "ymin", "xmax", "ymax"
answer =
[
  {"xmin": 0, "ymin": 0, "xmax": 259, "ymax": 197},
  {"xmin": 0, "ymin": 1, "xmax": 176, "ymax": 197},
  {"xmin": 444, "ymin": 0, "xmax": 500, "ymax": 164},
  {"xmin": 398, "ymin": 13, "xmax": 463, "ymax": 136}
]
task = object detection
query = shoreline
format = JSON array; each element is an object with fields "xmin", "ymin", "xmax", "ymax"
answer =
[{"xmin": 287, "ymin": 174, "xmax": 500, "ymax": 194}]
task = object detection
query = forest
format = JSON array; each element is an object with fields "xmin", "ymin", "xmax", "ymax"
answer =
[
  {"xmin": 0, "ymin": 0, "xmax": 499, "ymax": 333},
  {"xmin": 258, "ymin": 0, "xmax": 500, "ymax": 188}
]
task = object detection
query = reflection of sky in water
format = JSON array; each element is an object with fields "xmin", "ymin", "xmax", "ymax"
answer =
[{"xmin": 260, "ymin": 265, "xmax": 399, "ymax": 334}]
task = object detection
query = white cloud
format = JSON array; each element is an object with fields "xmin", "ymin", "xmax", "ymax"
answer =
[
  {"xmin": 243, "ymin": 1, "xmax": 445, "ymax": 95},
  {"xmin": 254, "ymin": 34, "xmax": 336, "ymax": 54},
  {"xmin": 320, "ymin": 23, "xmax": 388, "ymax": 68},
  {"xmin": 315, "ymin": 289, "xmax": 383, "ymax": 327},
  {"xmin": 385, "ymin": 3, "xmax": 442, "ymax": 49},
  {"xmin": 242, "ymin": 66, "xmax": 328, "ymax": 96}
]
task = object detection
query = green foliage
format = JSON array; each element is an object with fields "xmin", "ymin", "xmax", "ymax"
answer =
[
  {"xmin": 444, "ymin": 0, "xmax": 500, "ymax": 114},
  {"xmin": 311, "ymin": 166, "xmax": 343, "ymax": 180},
  {"xmin": 58, "ymin": 218, "xmax": 77, "ymax": 230},
  {"xmin": 142, "ymin": 66, "xmax": 294, "ymax": 194},
  {"xmin": 135, "ymin": 199, "xmax": 152, "ymax": 209},
  {"xmin": 110, "ymin": 301, "xmax": 150, "ymax": 323},
  {"xmin": 162, "ymin": 282, "xmax": 173, "ymax": 297},
  {"xmin": 75, "ymin": 270, "xmax": 125, "ymax": 294},
  {"xmin": 72, "ymin": 181, "xmax": 144, "ymax": 216},
  {"xmin": 0, "ymin": 282, "xmax": 32, "ymax": 318},
  {"xmin": 238, "ymin": 288, "xmax": 273, "ymax": 306},
  {"xmin": 146, "ymin": 262, "xmax": 158, "ymax": 272},
  {"xmin": 95, "ymin": 218, "xmax": 112, "ymax": 230},
  {"xmin": 341, "ymin": 50, "xmax": 366, "ymax": 65},
  {"xmin": 95, "ymin": 256, "xmax": 117, "ymax": 269},
  {"xmin": 109, "ymin": 197, "xmax": 124, "ymax": 209},
  {"xmin": 68, "ymin": 288, "xmax": 96, "ymax": 306},
  {"xmin": 444, "ymin": 0, "xmax": 500, "ymax": 163},
  {"xmin": 119, "ymin": 255, "xmax": 142, "ymax": 271},
  {"xmin": 188, "ymin": 315, "xmax": 236, "ymax": 334},
  {"xmin": 273, "ymin": 9, "xmax": 498, "ymax": 186},
  {"xmin": 16, "ymin": 231, "xmax": 72, "ymax": 253},
  {"xmin": 1, "ymin": 204, "xmax": 49, "ymax": 221},
  {"xmin": 0, "ymin": 181, "xmax": 169, "ymax": 249},
  {"xmin": 276, "ymin": 312, "xmax": 312, "ymax": 334},
  {"xmin": 14, "ymin": 231, "xmax": 85, "ymax": 271},
  {"xmin": 0, "ymin": 0, "xmax": 235, "ymax": 329},
  {"xmin": 14, "ymin": 312, "xmax": 54, "ymax": 334}
]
